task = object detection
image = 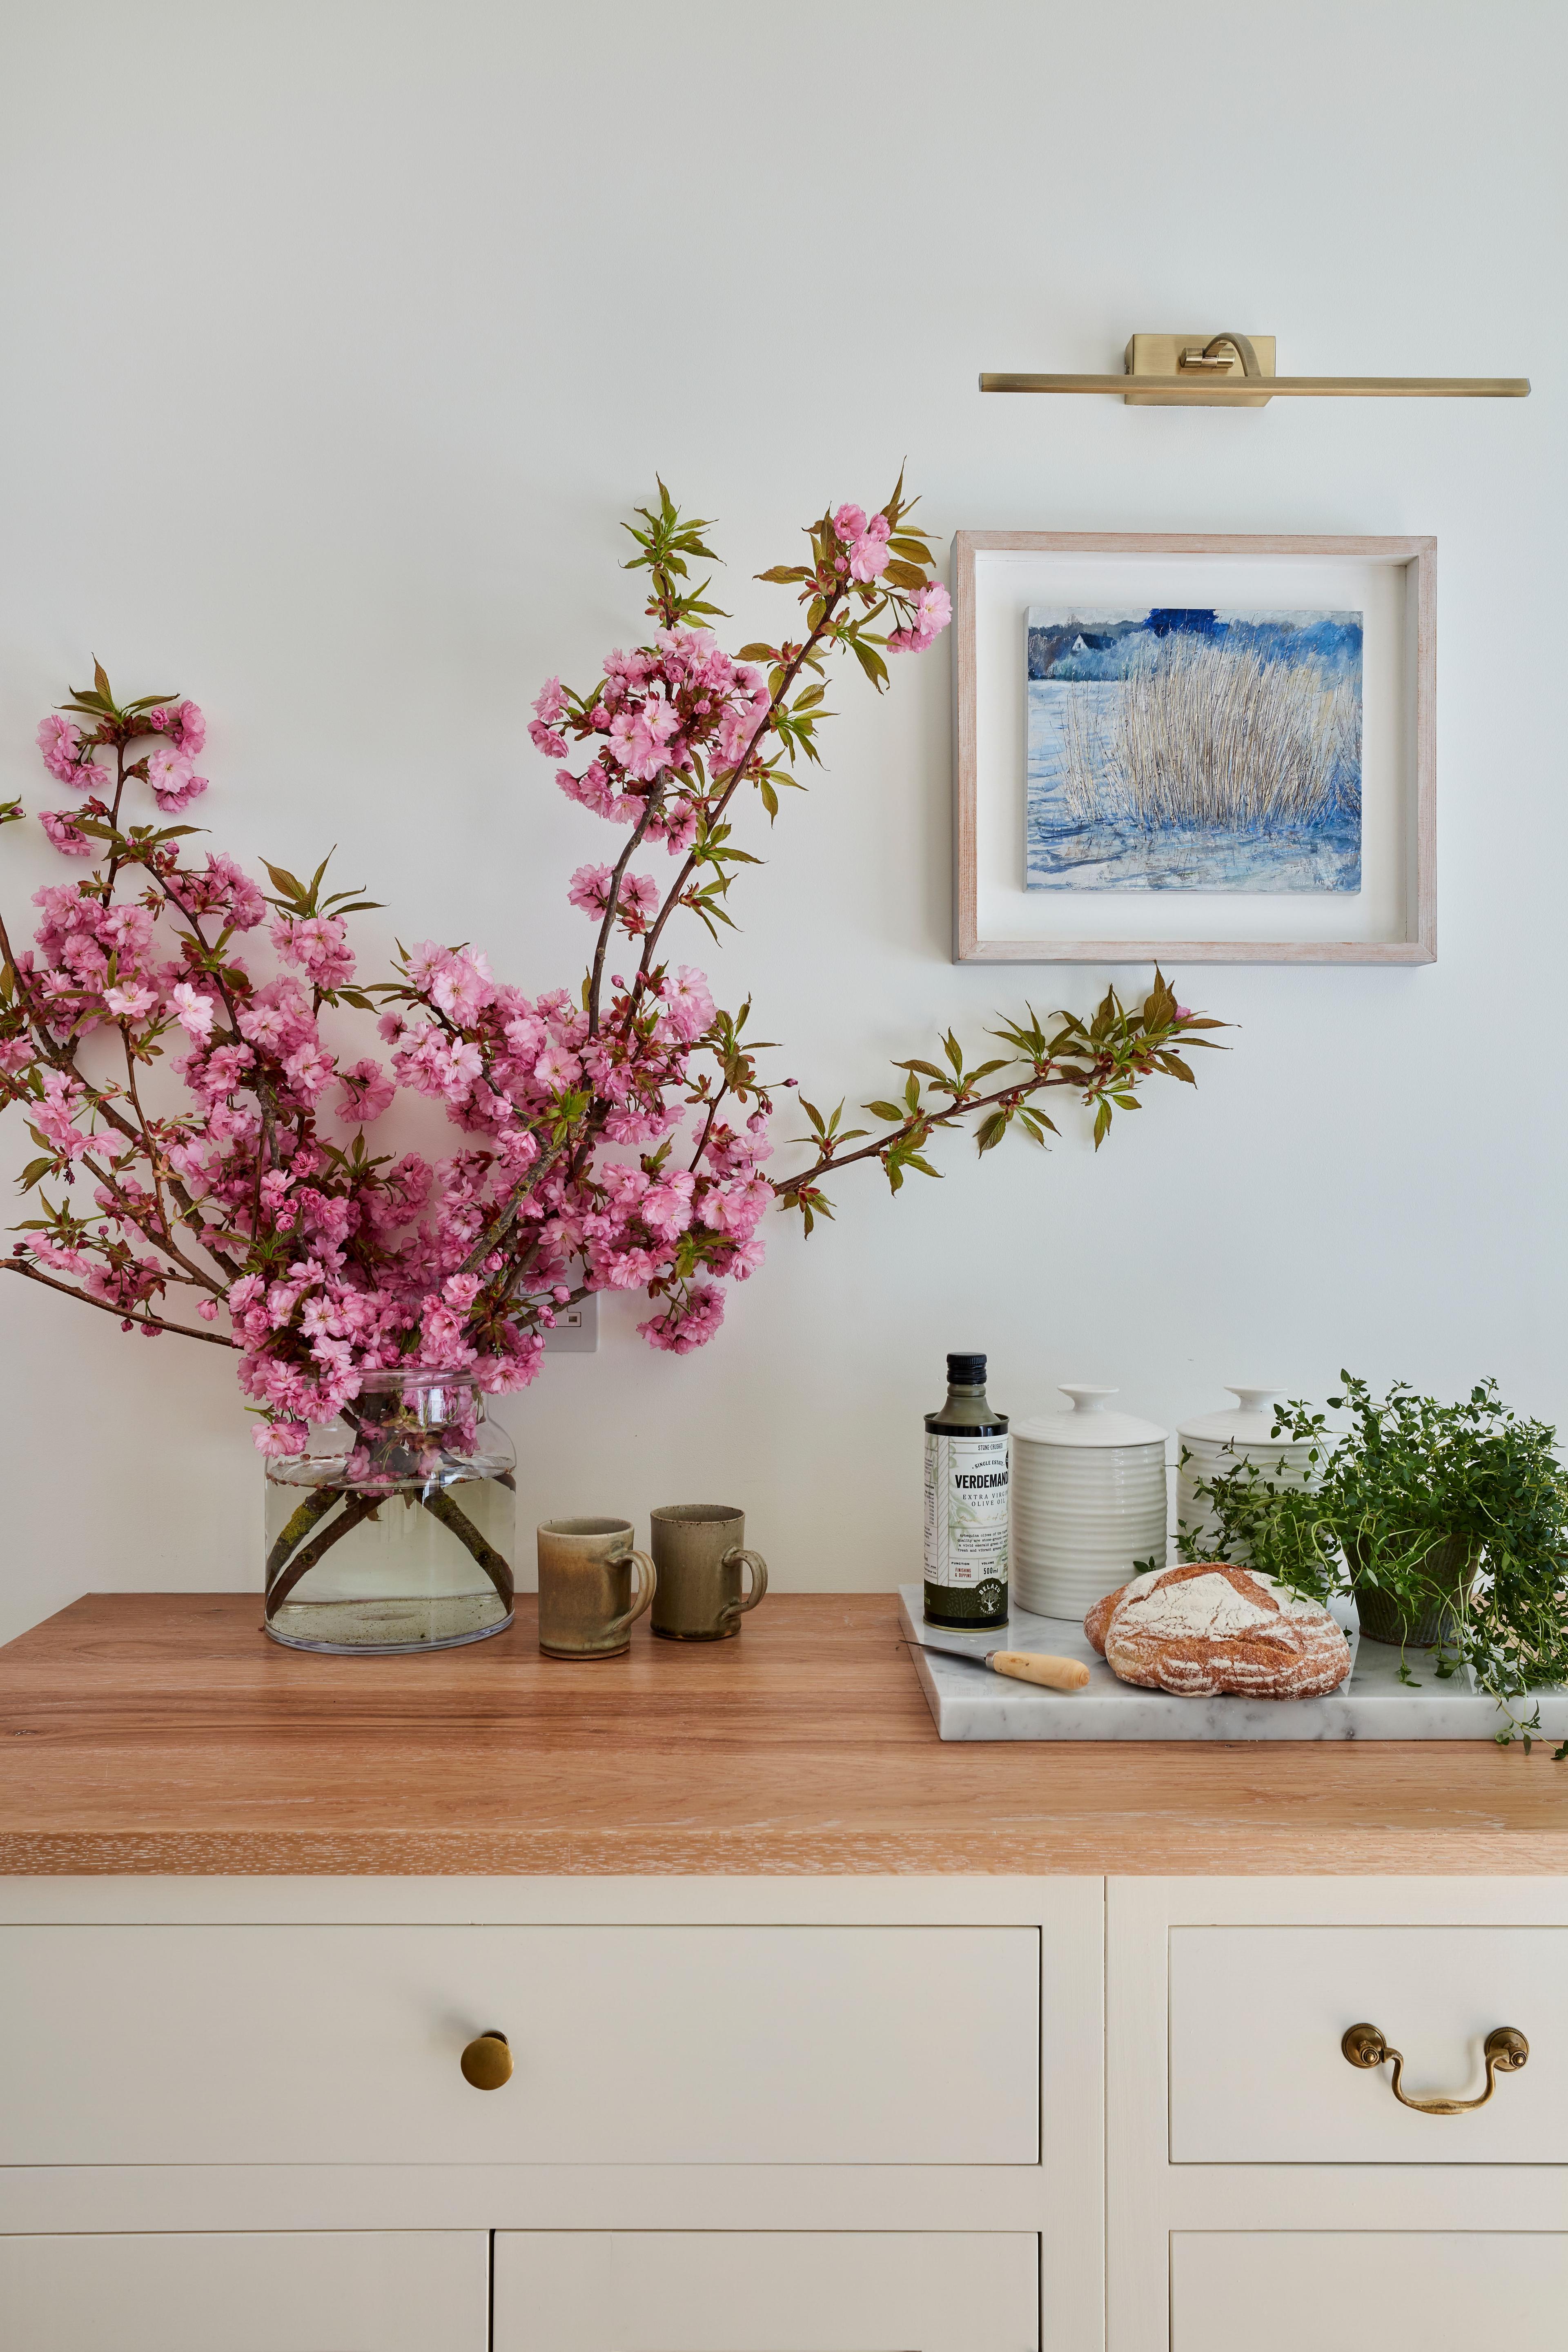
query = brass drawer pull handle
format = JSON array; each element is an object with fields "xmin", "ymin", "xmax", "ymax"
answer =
[
  {"xmin": 459, "ymin": 2029, "xmax": 513, "ymax": 2091},
  {"xmin": 1341, "ymin": 2022, "xmax": 1528, "ymax": 2113}
]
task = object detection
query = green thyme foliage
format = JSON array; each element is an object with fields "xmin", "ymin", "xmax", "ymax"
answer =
[{"xmin": 1180, "ymin": 1374, "xmax": 1568, "ymax": 1753}]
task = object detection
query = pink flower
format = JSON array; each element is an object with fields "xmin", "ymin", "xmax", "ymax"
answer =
[
  {"xmin": 850, "ymin": 516, "xmax": 892, "ymax": 583},
  {"xmin": 532, "ymin": 677, "xmax": 567, "ymax": 725},
  {"xmin": 601, "ymin": 1245, "xmax": 659, "ymax": 1289},
  {"xmin": 103, "ymin": 982, "xmax": 159, "ymax": 1020},
  {"xmin": 172, "ymin": 701, "xmax": 207, "ymax": 754},
  {"xmin": 640, "ymin": 1169, "xmax": 695, "ymax": 1240},
  {"xmin": 254, "ymin": 1418, "xmax": 310, "ymax": 1457},
  {"xmin": 558, "ymin": 762, "xmax": 617, "ymax": 819},
  {"xmin": 887, "ymin": 580, "xmax": 952, "ymax": 654},
  {"xmin": 568, "ymin": 863, "xmax": 613, "ymax": 916},
  {"xmin": 533, "ymin": 1044, "xmax": 581, "ymax": 1092},
  {"xmin": 639, "ymin": 1282, "xmax": 727, "ymax": 1354},
  {"xmin": 723, "ymin": 1232, "xmax": 766, "ymax": 1280},
  {"xmin": 168, "ymin": 982, "xmax": 216, "ymax": 1041},
  {"xmin": 40, "ymin": 809, "xmax": 94, "ymax": 857},
  {"xmin": 283, "ymin": 1042, "xmax": 334, "ymax": 1101},
  {"xmin": 36, "ymin": 714, "xmax": 82, "ymax": 783},
  {"xmin": 619, "ymin": 870, "xmax": 659, "ymax": 926},
  {"xmin": 833, "ymin": 503, "xmax": 867, "ymax": 543},
  {"xmin": 272, "ymin": 913, "xmax": 355, "ymax": 989},
  {"xmin": 146, "ymin": 745, "xmax": 209, "ymax": 813},
  {"xmin": 608, "ymin": 691, "xmax": 680, "ymax": 782},
  {"xmin": 1175, "ymin": 1002, "xmax": 1192, "ymax": 1021},
  {"xmin": 428, "ymin": 949, "xmax": 494, "ymax": 1022},
  {"xmin": 657, "ymin": 965, "xmax": 715, "ymax": 1042},
  {"xmin": 335, "ymin": 1056, "xmax": 396, "ymax": 1123}
]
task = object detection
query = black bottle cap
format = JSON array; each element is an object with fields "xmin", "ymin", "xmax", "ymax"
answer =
[{"xmin": 947, "ymin": 1352, "xmax": 987, "ymax": 1385}]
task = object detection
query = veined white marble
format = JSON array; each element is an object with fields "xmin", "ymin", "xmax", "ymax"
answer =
[{"xmin": 898, "ymin": 1585, "xmax": 1568, "ymax": 1743}]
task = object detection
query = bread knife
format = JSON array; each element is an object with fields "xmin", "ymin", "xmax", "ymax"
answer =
[{"xmin": 909, "ymin": 1632, "xmax": 1090, "ymax": 1692}]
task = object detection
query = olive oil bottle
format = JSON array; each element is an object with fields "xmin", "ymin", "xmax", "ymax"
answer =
[{"xmin": 923, "ymin": 1352, "xmax": 1010, "ymax": 1629}]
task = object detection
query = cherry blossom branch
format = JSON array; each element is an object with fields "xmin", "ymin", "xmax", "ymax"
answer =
[
  {"xmin": 0, "ymin": 1255, "xmax": 236, "ymax": 1345},
  {"xmin": 587, "ymin": 795, "xmax": 659, "ymax": 1037},
  {"xmin": 631, "ymin": 597, "xmax": 843, "ymax": 995}
]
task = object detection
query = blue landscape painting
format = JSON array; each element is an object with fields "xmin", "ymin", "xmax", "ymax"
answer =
[{"xmin": 1025, "ymin": 607, "xmax": 1363, "ymax": 892}]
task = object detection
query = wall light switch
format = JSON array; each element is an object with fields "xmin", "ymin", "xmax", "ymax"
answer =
[{"xmin": 543, "ymin": 1293, "xmax": 599, "ymax": 1354}]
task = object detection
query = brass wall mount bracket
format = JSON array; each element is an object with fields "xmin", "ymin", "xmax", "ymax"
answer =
[
  {"xmin": 1341, "ymin": 2021, "xmax": 1529, "ymax": 2114},
  {"xmin": 1126, "ymin": 330, "xmax": 1276, "ymax": 406}
]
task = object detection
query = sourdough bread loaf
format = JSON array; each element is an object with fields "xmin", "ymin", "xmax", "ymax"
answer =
[{"xmin": 1085, "ymin": 1561, "xmax": 1351, "ymax": 1698}]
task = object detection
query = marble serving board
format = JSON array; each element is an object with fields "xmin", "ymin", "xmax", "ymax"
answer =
[{"xmin": 897, "ymin": 1586, "xmax": 1568, "ymax": 1743}]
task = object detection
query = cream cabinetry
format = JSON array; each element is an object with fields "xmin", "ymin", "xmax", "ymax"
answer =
[
  {"xmin": 0, "ymin": 2231, "xmax": 487, "ymax": 2352},
  {"xmin": 1, "ymin": 1875, "xmax": 1563, "ymax": 2350},
  {"xmin": 1168, "ymin": 1922, "xmax": 1568, "ymax": 2163},
  {"xmin": 1170, "ymin": 2232, "xmax": 1568, "ymax": 2352},
  {"xmin": 494, "ymin": 2231, "xmax": 1039, "ymax": 2351},
  {"xmin": 0, "ymin": 1922, "xmax": 1038, "ymax": 2167},
  {"xmin": 1110, "ymin": 1879, "xmax": 1568, "ymax": 2352}
]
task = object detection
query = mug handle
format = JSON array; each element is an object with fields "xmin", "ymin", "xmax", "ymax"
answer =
[
  {"xmin": 718, "ymin": 1546, "xmax": 768, "ymax": 1631},
  {"xmin": 606, "ymin": 1548, "xmax": 657, "ymax": 1643}
]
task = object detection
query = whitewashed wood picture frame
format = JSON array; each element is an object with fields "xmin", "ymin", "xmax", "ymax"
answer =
[{"xmin": 952, "ymin": 531, "xmax": 1436, "ymax": 965}]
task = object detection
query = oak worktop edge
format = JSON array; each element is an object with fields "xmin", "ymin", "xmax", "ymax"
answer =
[{"xmin": 2, "ymin": 1594, "xmax": 1562, "ymax": 1877}]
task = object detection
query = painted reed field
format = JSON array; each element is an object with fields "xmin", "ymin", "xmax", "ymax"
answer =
[{"xmin": 1060, "ymin": 636, "xmax": 1362, "ymax": 834}]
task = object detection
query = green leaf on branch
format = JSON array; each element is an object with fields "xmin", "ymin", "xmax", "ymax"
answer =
[
  {"xmin": 848, "ymin": 637, "xmax": 890, "ymax": 691},
  {"xmin": 1092, "ymin": 1100, "xmax": 1112, "ymax": 1149}
]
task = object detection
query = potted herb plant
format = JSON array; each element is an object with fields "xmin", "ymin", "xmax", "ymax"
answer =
[{"xmin": 1181, "ymin": 1374, "xmax": 1568, "ymax": 1747}]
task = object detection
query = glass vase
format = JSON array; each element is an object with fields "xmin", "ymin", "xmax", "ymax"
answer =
[{"xmin": 263, "ymin": 1369, "xmax": 516, "ymax": 1655}]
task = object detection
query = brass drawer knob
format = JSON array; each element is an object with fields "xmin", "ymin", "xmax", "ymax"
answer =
[
  {"xmin": 459, "ymin": 2029, "xmax": 513, "ymax": 2091},
  {"xmin": 1341, "ymin": 2021, "xmax": 1528, "ymax": 2114}
]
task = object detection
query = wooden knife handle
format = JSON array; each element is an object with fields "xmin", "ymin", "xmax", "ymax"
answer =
[{"xmin": 989, "ymin": 1650, "xmax": 1091, "ymax": 1692}]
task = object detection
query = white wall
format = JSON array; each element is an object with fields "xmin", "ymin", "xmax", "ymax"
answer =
[{"xmin": 0, "ymin": 0, "xmax": 1562, "ymax": 1644}]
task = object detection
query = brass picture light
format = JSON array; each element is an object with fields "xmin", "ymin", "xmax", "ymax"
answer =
[{"xmin": 980, "ymin": 332, "xmax": 1530, "ymax": 405}]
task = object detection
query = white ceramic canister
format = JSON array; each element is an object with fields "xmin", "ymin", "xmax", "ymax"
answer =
[
  {"xmin": 1175, "ymin": 1385, "xmax": 1319, "ymax": 1560},
  {"xmin": 1011, "ymin": 1385, "xmax": 1168, "ymax": 1620}
]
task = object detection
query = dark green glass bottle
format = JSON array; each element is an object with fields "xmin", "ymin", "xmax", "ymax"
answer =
[{"xmin": 923, "ymin": 1352, "xmax": 1009, "ymax": 1629}]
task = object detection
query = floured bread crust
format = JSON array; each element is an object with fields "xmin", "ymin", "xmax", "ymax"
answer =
[{"xmin": 1085, "ymin": 1561, "xmax": 1351, "ymax": 1699}]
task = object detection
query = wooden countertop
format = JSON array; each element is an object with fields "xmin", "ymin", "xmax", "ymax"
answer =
[{"xmin": 1, "ymin": 1592, "xmax": 1565, "ymax": 1875}]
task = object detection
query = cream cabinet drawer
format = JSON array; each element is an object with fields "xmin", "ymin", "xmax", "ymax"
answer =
[
  {"xmin": 494, "ymin": 2231, "xmax": 1039, "ymax": 2350},
  {"xmin": 1169, "ymin": 1925, "xmax": 1567, "ymax": 2163},
  {"xmin": 0, "ymin": 1924, "xmax": 1038, "ymax": 2167},
  {"xmin": 0, "ymin": 2232, "xmax": 486, "ymax": 2352},
  {"xmin": 1172, "ymin": 2232, "xmax": 1568, "ymax": 2349}
]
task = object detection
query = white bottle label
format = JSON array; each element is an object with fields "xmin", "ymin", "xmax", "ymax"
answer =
[{"xmin": 924, "ymin": 1433, "xmax": 1010, "ymax": 1588}]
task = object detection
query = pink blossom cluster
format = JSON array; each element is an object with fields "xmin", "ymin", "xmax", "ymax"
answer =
[
  {"xmin": 886, "ymin": 581, "xmax": 953, "ymax": 655},
  {"xmin": 541, "ymin": 624, "xmax": 771, "ymax": 855},
  {"xmin": 830, "ymin": 502, "xmax": 893, "ymax": 583},
  {"xmin": 3, "ymin": 492, "xmax": 956, "ymax": 1448},
  {"xmin": 2, "ymin": 687, "xmax": 777, "ymax": 1442}
]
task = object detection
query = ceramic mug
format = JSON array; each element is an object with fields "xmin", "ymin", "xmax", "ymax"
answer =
[
  {"xmin": 536, "ymin": 1517, "xmax": 656, "ymax": 1659},
  {"xmin": 649, "ymin": 1504, "xmax": 768, "ymax": 1642}
]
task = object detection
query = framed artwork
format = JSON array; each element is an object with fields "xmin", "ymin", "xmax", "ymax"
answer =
[{"xmin": 951, "ymin": 532, "xmax": 1435, "ymax": 964}]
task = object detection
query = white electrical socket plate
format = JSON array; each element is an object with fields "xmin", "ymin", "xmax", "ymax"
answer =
[{"xmin": 542, "ymin": 1293, "xmax": 599, "ymax": 1354}]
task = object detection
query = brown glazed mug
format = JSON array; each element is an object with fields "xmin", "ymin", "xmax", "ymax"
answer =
[
  {"xmin": 536, "ymin": 1517, "xmax": 656, "ymax": 1659},
  {"xmin": 649, "ymin": 1504, "xmax": 768, "ymax": 1642}
]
